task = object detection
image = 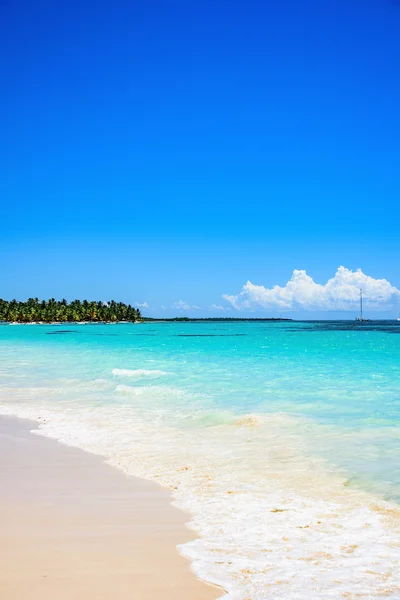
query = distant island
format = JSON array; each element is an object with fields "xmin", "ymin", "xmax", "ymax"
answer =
[
  {"xmin": 0, "ymin": 298, "xmax": 142, "ymax": 323},
  {"xmin": 143, "ymin": 317, "xmax": 292, "ymax": 322},
  {"xmin": 0, "ymin": 299, "xmax": 293, "ymax": 324}
]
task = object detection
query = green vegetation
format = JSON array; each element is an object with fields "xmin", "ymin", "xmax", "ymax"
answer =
[{"xmin": 0, "ymin": 298, "xmax": 142, "ymax": 323}]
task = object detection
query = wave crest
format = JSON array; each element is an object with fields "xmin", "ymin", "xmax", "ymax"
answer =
[{"xmin": 112, "ymin": 368, "xmax": 169, "ymax": 378}]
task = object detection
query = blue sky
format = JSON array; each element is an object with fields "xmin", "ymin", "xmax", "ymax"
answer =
[{"xmin": 1, "ymin": 0, "xmax": 400, "ymax": 317}]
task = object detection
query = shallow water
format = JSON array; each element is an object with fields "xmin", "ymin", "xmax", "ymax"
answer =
[{"xmin": 1, "ymin": 321, "xmax": 400, "ymax": 598}]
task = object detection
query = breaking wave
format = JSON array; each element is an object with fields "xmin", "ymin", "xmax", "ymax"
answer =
[
  {"xmin": 112, "ymin": 368, "xmax": 170, "ymax": 378},
  {"xmin": 1, "ymin": 394, "xmax": 399, "ymax": 599}
]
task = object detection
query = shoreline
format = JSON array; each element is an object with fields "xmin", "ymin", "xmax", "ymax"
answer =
[
  {"xmin": 0, "ymin": 415, "xmax": 222, "ymax": 600},
  {"xmin": 3, "ymin": 402, "xmax": 400, "ymax": 598}
]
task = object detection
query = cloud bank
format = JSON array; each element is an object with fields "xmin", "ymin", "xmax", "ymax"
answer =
[{"xmin": 223, "ymin": 266, "xmax": 400, "ymax": 312}]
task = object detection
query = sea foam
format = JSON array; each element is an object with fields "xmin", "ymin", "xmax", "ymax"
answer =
[
  {"xmin": 112, "ymin": 368, "xmax": 169, "ymax": 378},
  {"xmin": 1, "ymin": 393, "xmax": 400, "ymax": 600}
]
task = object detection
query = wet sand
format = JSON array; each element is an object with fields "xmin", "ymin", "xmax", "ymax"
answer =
[{"xmin": 0, "ymin": 416, "xmax": 221, "ymax": 600}]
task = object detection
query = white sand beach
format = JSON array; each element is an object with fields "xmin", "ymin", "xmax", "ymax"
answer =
[{"xmin": 0, "ymin": 416, "xmax": 220, "ymax": 600}]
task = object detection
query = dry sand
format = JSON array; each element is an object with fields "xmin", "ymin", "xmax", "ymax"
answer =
[{"xmin": 0, "ymin": 416, "xmax": 221, "ymax": 600}]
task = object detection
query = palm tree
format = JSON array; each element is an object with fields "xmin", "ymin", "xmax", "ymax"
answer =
[{"xmin": 0, "ymin": 299, "xmax": 143, "ymax": 323}]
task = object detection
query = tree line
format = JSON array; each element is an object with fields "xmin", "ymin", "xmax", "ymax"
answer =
[{"xmin": 0, "ymin": 298, "xmax": 142, "ymax": 323}]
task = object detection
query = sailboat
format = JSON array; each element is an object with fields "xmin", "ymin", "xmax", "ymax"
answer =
[{"xmin": 355, "ymin": 288, "xmax": 370, "ymax": 322}]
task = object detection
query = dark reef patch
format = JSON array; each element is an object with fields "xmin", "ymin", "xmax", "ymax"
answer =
[{"xmin": 46, "ymin": 330, "xmax": 75, "ymax": 334}]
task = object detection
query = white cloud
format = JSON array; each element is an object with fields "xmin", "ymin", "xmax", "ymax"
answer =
[
  {"xmin": 173, "ymin": 300, "xmax": 200, "ymax": 311},
  {"xmin": 209, "ymin": 304, "xmax": 226, "ymax": 311},
  {"xmin": 173, "ymin": 300, "xmax": 190, "ymax": 310},
  {"xmin": 135, "ymin": 302, "xmax": 149, "ymax": 309},
  {"xmin": 222, "ymin": 294, "xmax": 242, "ymax": 310},
  {"xmin": 223, "ymin": 266, "xmax": 400, "ymax": 312}
]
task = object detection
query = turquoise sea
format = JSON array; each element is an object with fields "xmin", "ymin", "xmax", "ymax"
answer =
[{"xmin": 1, "ymin": 321, "xmax": 400, "ymax": 598}]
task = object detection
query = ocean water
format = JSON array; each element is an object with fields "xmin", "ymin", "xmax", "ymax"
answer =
[{"xmin": 1, "ymin": 320, "xmax": 400, "ymax": 599}]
